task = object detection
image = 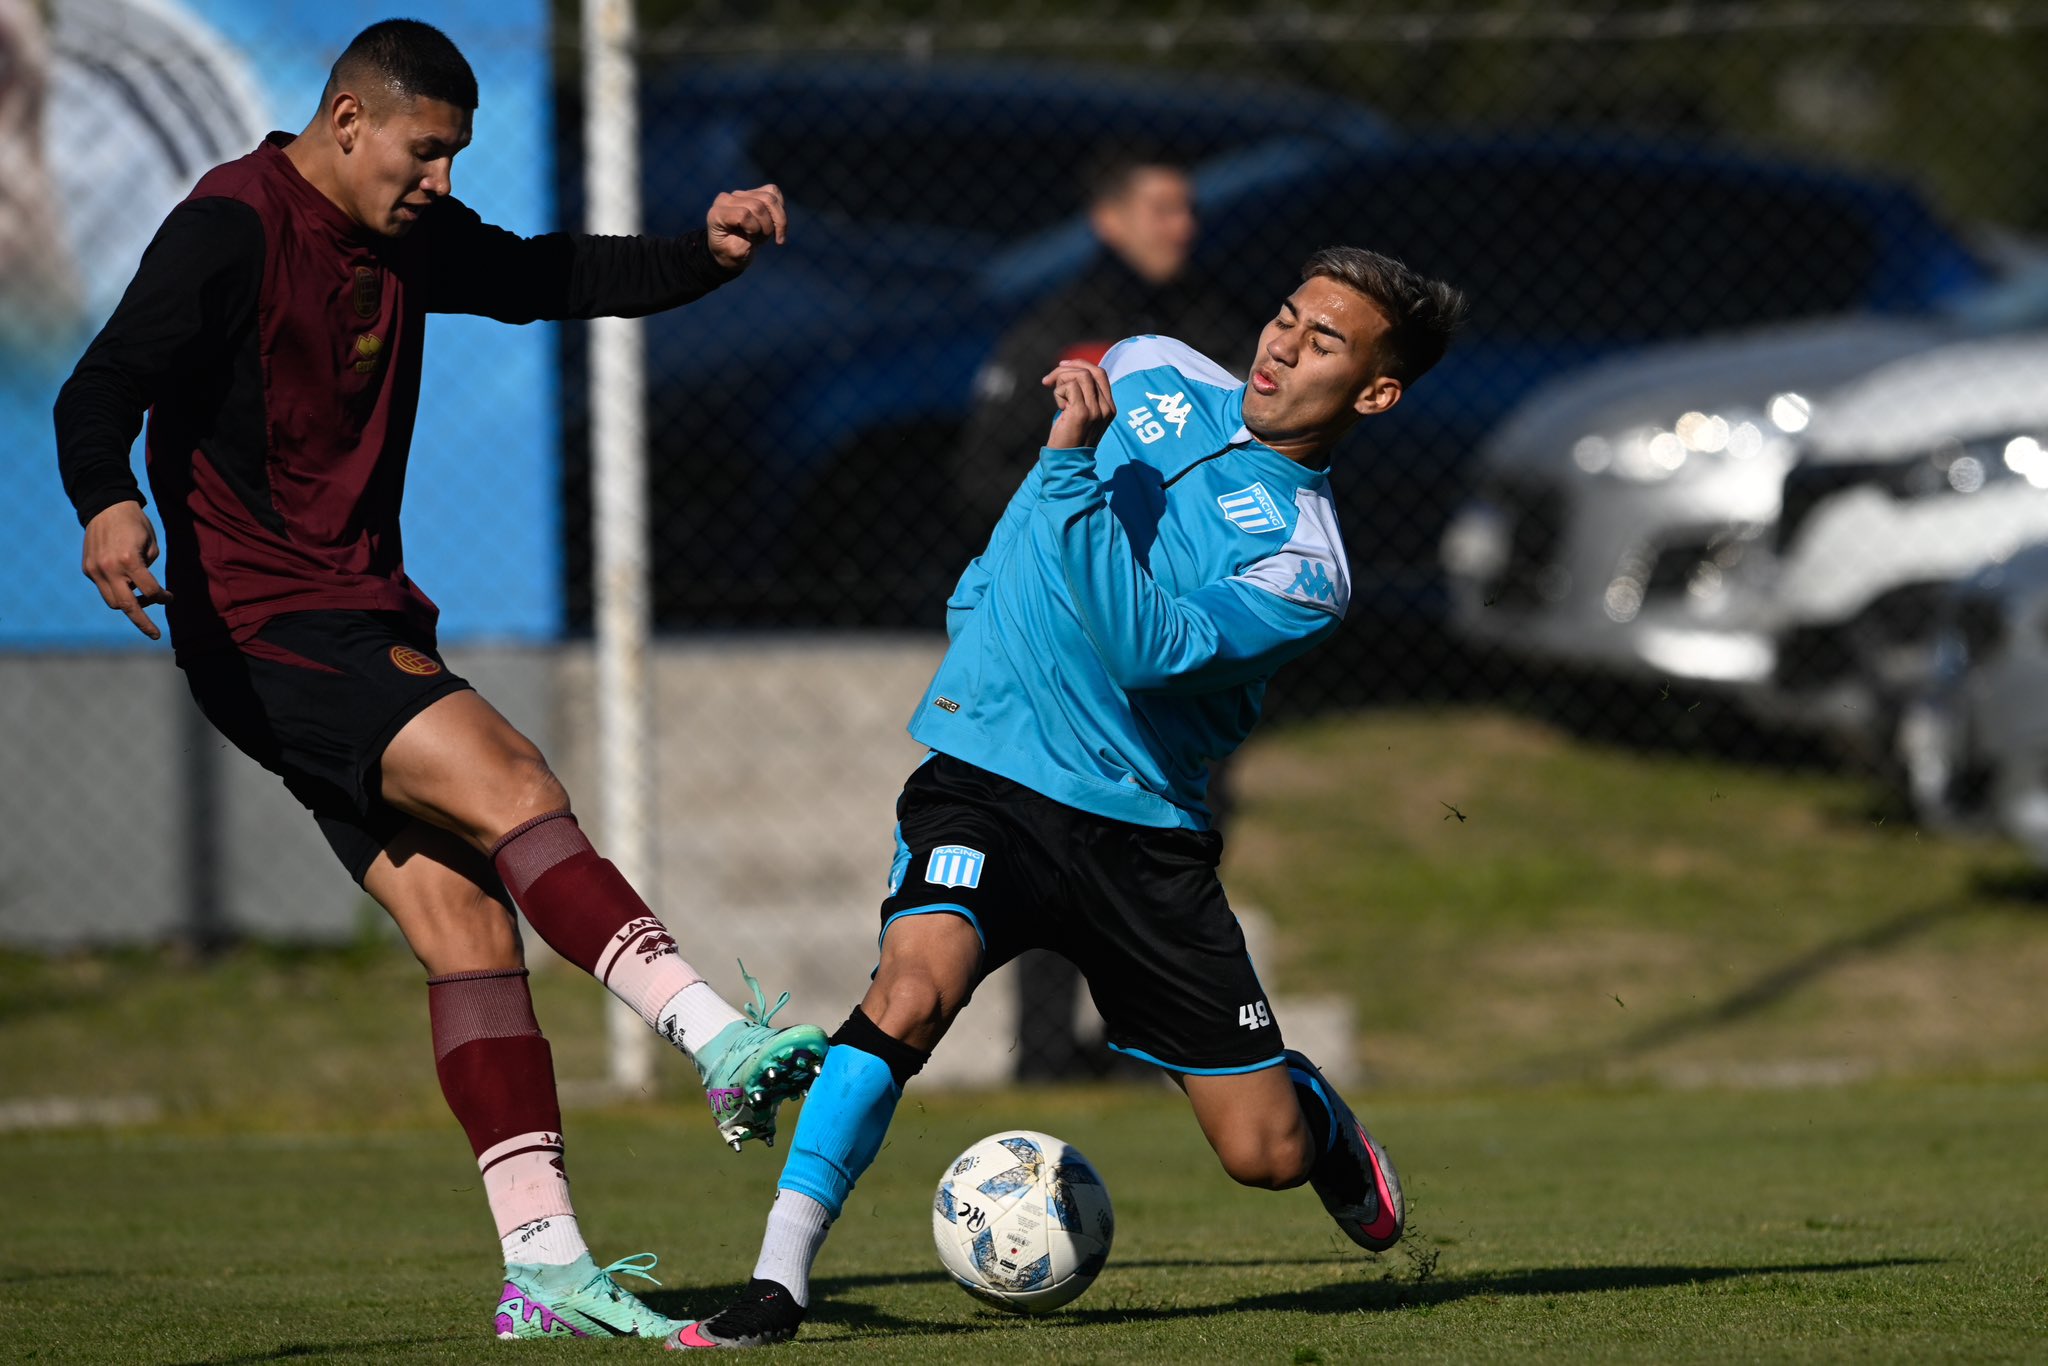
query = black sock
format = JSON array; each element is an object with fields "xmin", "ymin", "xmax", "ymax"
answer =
[
  {"xmin": 1287, "ymin": 1060, "xmax": 1339, "ymax": 1159},
  {"xmin": 1288, "ymin": 1058, "xmax": 1365, "ymax": 1197},
  {"xmin": 830, "ymin": 1006, "xmax": 931, "ymax": 1088}
]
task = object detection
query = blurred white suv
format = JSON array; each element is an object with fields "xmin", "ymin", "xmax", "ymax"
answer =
[
  {"xmin": 1760, "ymin": 333, "xmax": 2048, "ymax": 735},
  {"xmin": 1442, "ymin": 316, "xmax": 1936, "ymax": 688},
  {"xmin": 1445, "ymin": 269, "xmax": 2048, "ymax": 740}
]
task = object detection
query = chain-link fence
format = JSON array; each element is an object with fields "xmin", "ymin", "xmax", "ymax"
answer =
[{"xmin": 9, "ymin": 1, "xmax": 2048, "ymax": 1084}]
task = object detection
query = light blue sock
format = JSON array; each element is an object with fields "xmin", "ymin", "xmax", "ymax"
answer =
[{"xmin": 776, "ymin": 1044, "xmax": 902, "ymax": 1217}]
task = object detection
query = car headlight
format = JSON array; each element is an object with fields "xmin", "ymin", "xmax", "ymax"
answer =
[
  {"xmin": 1982, "ymin": 434, "xmax": 2048, "ymax": 490},
  {"xmin": 1822, "ymin": 432, "xmax": 2048, "ymax": 504},
  {"xmin": 1568, "ymin": 397, "xmax": 1803, "ymax": 484}
]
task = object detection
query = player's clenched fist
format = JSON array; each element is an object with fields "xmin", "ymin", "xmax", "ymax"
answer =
[
  {"xmin": 1040, "ymin": 359, "xmax": 1116, "ymax": 450},
  {"xmin": 705, "ymin": 184, "xmax": 787, "ymax": 270}
]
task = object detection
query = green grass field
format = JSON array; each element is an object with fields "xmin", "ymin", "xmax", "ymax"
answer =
[
  {"xmin": 8, "ymin": 1083, "xmax": 2045, "ymax": 1362},
  {"xmin": 7, "ymin": 707, "xmax": 2048, "ymax": 1360}
]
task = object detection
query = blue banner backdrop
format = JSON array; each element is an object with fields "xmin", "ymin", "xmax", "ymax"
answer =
[{"xmin": 0, "ymin": 0, "xmax": 559, "ymax": 647}]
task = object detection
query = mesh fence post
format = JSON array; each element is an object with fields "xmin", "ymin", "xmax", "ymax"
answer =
[{"xmin": 582, "ymin": 0, "xmax": 657, "ymax": 1093}]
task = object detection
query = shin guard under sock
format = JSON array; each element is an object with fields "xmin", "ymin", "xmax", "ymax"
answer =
[{"xmin": 774, "ymin": 1008, "xmax": 930, "ymax": 1216}]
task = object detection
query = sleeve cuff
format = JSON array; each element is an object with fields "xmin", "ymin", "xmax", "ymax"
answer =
[
  {"xmin": 73, "ymin": 487, "xmax": 147, "ymax": 528},
  {"xmin": 1035, "ymin": 444, "xmax": 1100, "ymax": 502},
  {"xmin": 688, "ymin": 229, "xmax": 742, "ymax": 279}
]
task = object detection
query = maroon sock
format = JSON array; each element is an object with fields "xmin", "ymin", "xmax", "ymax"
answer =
[
  {"xmin": 490, "ymin": 811, "xmax": 708, "ymax": 1027},
  {"xmin": 428, "ymin": 967, "xmax": 563, "ymax": 1157},
  {"xmin": 428, "ymin": 969, "xmax": 581, "ymax": 1255}
]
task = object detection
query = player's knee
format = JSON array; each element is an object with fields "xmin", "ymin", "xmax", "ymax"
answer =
[
  {"xmin": 395, "ymin": 868, "xmax": 521, "ymax": 975},
  {"xmin": 1214, "ymin": 1123, "xmax": 1316, "ymax": 1191},
  {"xmin": 502, "ymin": 745, "xmax": 570, "ymax": 819},
  {"xmin": 866, "ymin": 967, "xmax": 966, "ymax": 1048}
]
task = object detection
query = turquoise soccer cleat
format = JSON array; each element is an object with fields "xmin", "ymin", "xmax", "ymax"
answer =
[
  {"xmin": 692, "ymin": 962, "xmax": 828, "ymax": 1152},
  {"xmin": 495, "ymin": 1252, "xmax": 683, "ymax": 1340}
]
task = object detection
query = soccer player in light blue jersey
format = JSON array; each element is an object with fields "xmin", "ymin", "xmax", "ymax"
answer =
[{"xmin": 668, "ymin": 248, "xmax": 1467, "ymax": 1349}]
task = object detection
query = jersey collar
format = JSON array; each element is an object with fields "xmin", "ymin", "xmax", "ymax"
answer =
[
  {"xmin": 1222, "ymin": 385, "xmax": 1333, "ymax": 488},
  {"xmin": 1141, "ymin": 376, "xmax": 1331, "ymax": 489},
  {"xmin": 260, "ymin": 133, "xmax": 376, "ymax": 245}
]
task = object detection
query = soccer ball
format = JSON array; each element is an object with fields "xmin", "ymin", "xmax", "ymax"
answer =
[{"xmin": 931, "ymin": 1129, "xmax": 1114, "ymax": 1314}]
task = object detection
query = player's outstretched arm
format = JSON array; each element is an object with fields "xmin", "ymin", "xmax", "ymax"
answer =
[
  {"xmin": 413, "ymin": 185, "xmax": 787, "ymax": 323},
  {"xmin": 79, "ymin": 501, "xmax": 171, "ymax": 640}
]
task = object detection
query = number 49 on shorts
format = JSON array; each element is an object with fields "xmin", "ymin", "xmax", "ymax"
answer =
[{"xmin": 1238, "ymin": 1000, "xmax": 1271, "ymax": 1030}]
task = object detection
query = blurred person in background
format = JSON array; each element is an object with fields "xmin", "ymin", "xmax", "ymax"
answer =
[
  {"xmin": 53, "ymin": 18, "xmax": 823, "ymax": 1342},
  {"xmin": 956, "ymin": 149, "xmax": 1239, "ymax": 1082},
  {"xmin": 955, "ymin": 149, "xmax": 1235, "ymax": 529}
]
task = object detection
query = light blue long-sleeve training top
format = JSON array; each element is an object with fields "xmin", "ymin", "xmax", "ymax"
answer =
[{"xmin": 907, "ymin": 335, "xmax": 1353, "ymax": 830}]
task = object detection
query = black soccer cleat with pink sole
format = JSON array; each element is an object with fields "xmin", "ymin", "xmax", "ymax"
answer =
[
  {"xmin": 1285, "ymin": 1049, "xmax": 1406, "ymax": 1252},
  {"xmin": 664, "ymin": 1278, "xmax": 806, "ymax": 1350}
]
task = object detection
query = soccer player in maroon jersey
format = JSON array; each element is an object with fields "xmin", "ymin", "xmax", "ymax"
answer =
[{"xmin": 54, "ymin": 19, "xmax": 824, "ymax": 1340}]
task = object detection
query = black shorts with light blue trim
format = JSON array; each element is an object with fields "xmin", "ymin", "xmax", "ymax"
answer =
[{"xmin": 876, "ymin": 752, "xmax": 1285, "ymax": 1074}]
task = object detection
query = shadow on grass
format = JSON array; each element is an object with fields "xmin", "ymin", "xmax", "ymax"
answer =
[
  {"xmin": 1160, "ymin": 1256, "xmax": 1942, "ymax": 1318},
  {"xmin": 1502, "ymin": 898, "xmax": 1962, "ymax": 1084},
  {"xmin": 648, "ymin": 1255, "xmax": 1938, "ymax": 1343},
  {"xmin": 162, "ymin": 1339, "xmax": 456, "ymax": 1364},
  {"xmin": 1969, "ymin": 864, "xmax": 2048, "ymax": 906}
]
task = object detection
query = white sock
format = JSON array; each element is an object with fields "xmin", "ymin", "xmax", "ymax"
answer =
[
  {"xmin": 752, "ymin": 1190, "xmax": 834, "ymax": 1307},
  {"xmin": 479, "ymin": 1132, "xmax": 588, "ymax": 1268},
  {"xmin": 594, "ymin": 917, "xmax": 711, "ymax": 1029},
  {"xmin": 656, "ymin": 980, "xmax": 746, "ymax": 1059},
  {"xmin": 502, "ymin": 1214, "xmax": 590, "ymax": 1268}
]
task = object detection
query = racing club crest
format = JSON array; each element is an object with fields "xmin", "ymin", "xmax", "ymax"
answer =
[
  {"xmin": 925, "ymin": 845, "xmax": 986, "ymax": 890},
  {"xmin": 1217, "ymin": 482, "xmax": 1286, "ymax": 534}
]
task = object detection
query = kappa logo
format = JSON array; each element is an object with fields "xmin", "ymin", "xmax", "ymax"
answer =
[
  {"xmin": 1145, "ymin": 389, "xmax": 1193, "ymax": 437},
  {"xmin": 1217, "ymin": 482, "xmax": 1286, "ymax": 534},
  {"xmin": 1288, "ymin": 561, "xmax": 1336, "ymax": 602},
  {"xmin": 925, "ymin": 844, "xmax": 986, "ymax": 890},
  {"xmin": 388, "ymin": 645, "xmax": 441, "ymax": 677}
]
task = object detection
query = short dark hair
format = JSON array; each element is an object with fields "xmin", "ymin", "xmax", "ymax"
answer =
[
  {"xmin": 1085, "ymin": 148, "xmax": 1191, "ymax": 208},
  {"xmin": 325, "ymin": 19, "xmax": 477, "ymax": 112},
  {"xmin": 1301, "ymin": 246, "xmax": 1467, "ymax": 385}
]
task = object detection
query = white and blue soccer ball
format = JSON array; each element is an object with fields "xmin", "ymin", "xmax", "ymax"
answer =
[{"xmin": 931, "ymin": 1129, "xmax": 1114, "ymax": 1314}]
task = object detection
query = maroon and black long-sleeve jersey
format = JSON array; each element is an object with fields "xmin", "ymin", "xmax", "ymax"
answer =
[{"xmin": 55, "ymin": 132, "xmax": 735, "ymax": 655}]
